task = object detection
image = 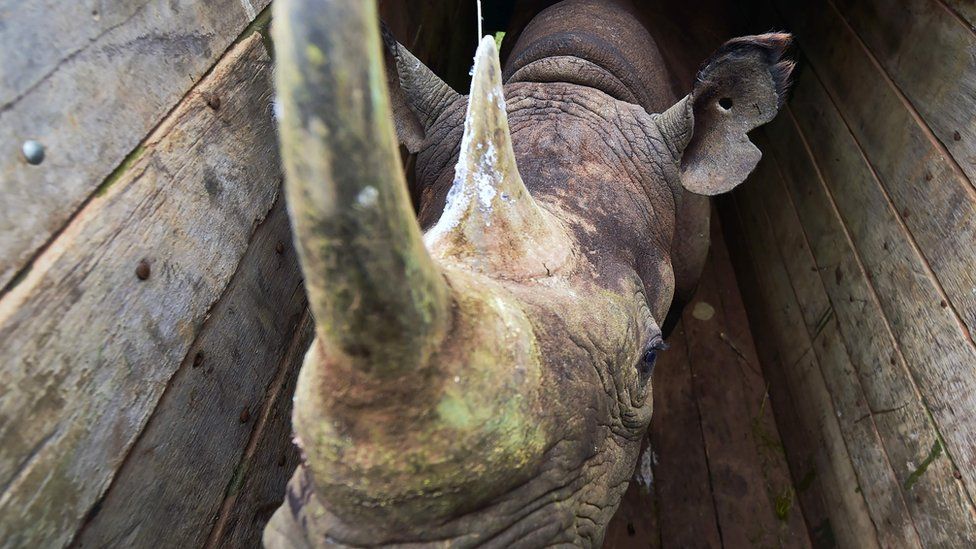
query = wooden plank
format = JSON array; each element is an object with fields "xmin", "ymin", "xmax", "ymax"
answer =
[
  {"xmin": 682, "ymin": 251, "xmax": 803, "ymax": 547},
  {"xmin": 0, "ymin": 35, "xmax": 278, "ymax": 548},
  {"xmin": 832, "ymin": 0, "xmax": 976, "ymax": 185},
  {"xmin": 773, "ymin": 62, "xmax": 976, "ymax": 525},
  {"xmin": 718, "ymin": 195, "xmax": 836, "ymax": 546},
  {"xmin": 0, "ymin": 2, "xmax": 142, "ymax": 106},
  {"xmin": 707, "ymin": 213, "xmax": 811, "ymax": 547},
  {"xmin": 942, "ymin": 0, "xmax": 976, "ymax": 30},
  {"xmin": 770, "ymin": 0, "xmax": 976, "ymax": 361},
  {"xmin": 650, "ymin": 323, "xmax": 723, "ymax": 549},
  {"xmin": 755, "ymin": 132, "xmax": 928, "ymax": 547},
  {"xmin": 807, "ymin": 318, "xmax": 915, "ymax": 544},
  {"xmin": 207, "ymin": 314, "xmax": 313, "ymax": 549},
  {"xmin": 73, "ymin": 198, "xmax": 307, "ymax": 547},
  {"xmin": 637, "ymin": 0, "xmax": 737, "ymax": 93},
  {"xmin": 732, "ymin": 159, "xmax": 880, "ymax": 548},
  {"xmin": 0, "ymin": 0, "xmax": 271, "ymax": 290},
  {"xmin": 762, "ymin": 104, "xmax": 976, "ymax": 544}
]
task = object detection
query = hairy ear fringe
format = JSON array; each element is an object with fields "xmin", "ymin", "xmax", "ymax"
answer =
[{"xmin": 696, "ymin": 32, "xmax": 795, "ymax": 108}]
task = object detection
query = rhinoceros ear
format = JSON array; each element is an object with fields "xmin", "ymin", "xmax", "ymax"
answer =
[
  {"xmin": 657, "ymin": 33, "xmax": 794, "ymax": 196},
  {"xmin": 381, "ymin": 24, "xmax": 461, "ymax": 153}
]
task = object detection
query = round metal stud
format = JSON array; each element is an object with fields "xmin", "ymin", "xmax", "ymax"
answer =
[{"xmin": 22, "ymin": 140, "xmax": 45, "ymax": 165}]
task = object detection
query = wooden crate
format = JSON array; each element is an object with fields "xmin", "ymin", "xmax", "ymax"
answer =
[{"xmin": 4, "ymin": 0, "xmax": 974, "ymax": 547}]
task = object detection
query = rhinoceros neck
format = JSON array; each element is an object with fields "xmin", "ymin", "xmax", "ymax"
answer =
[{"xmin": 503, "ymin": 0, "xmax": 677, "ymax": 113}]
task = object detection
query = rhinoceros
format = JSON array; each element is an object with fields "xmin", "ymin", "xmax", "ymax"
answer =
[{"xmin": 265, "ymin": 0, "xmax": 793, "ymax": 546}]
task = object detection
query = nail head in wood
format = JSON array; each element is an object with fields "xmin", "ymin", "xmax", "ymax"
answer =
[{"xmin": 135, "ymin": 259, "xmax": 151, "ymax": 280}]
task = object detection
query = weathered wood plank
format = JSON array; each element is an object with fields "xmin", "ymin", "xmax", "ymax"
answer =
[
  {"xmin": 0, "ymin": 35, "xmax": 277, "ymax": 548},
  {"xmin": 638, "ymin": 0, "xmax": 737, "ymax": 93},
  {"xmin": 682, "ymin": 250, "xmax": 804, "ymax": 547},
  {"xmin": 770, "ymin": 0, "xmax": 976, "ymax": 365},
  {"xmin": 650, "ymin": 324, "xmax": 723, "ymax": 549},
  {"xmin": 707, "ymin": 213, "xmax": 810, "ymax": 547},
  {"xmin": 0, "ymin": 0, "xmax": 271, "ymax": 290},
  {"xmin": 755, "ymin": 131, "xmax": 928, "ymax": 547},
  {"xmin": 0, "ymin": 1, "xmax": 141, "ymax": 106},
  {"xmin": 832, "ymin": 0, "xmax": 976, "ymax": 185},
  {"xmin": 733, "ymin": 159, "xmax": 880, "ymax": 548},
  {"xmin": 73, "ymin": 197, "xmax": 307, "ymax": 547},
  {"xmin": 207, "ymin": 314, "xmax": 313, "ymax": 549},
  {"xmin": 775, "ymin": 63, "xmax": 976, "ymax": 527},
  {"xmin": 942, "ymin": 0, "xmax": 976, "ymax": 30},
  {"xmin": 762, "ymin": 104, "xmax": 976, "ymax": 544},
  {"xmin": 718, "ymin": 195, "xmax": 837, "ymax": 546}
]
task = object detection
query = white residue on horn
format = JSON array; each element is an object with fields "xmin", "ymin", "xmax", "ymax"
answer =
[
  {"xmin": 423, "ymin": 34, "xmax": 511, "ymax": 249},
  {"xmin": 423, "ymin": 130, "xmax": 502, "ymax": 246}
]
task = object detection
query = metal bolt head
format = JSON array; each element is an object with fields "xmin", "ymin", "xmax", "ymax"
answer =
[
  {"xmin": 135, "ymin": 259, "xmax": 151, "ymax": 280},
  {"xmin": 22, "ymin": 140, "xmax": 45, "ymax": 165}
]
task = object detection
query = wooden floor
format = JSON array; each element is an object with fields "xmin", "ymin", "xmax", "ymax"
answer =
[{"xmin": 604, "ymin": 214, "xmax": 811, "ymax": 548}]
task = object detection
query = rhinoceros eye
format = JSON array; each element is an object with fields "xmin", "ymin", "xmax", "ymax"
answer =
[{"xmin": 637, "ymin": 339, "xmax": 667, "ymax": 381}]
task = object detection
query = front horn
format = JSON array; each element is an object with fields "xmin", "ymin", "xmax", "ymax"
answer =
[{"xmin": 273, "ymin": 0, "xmax": 450, "ymax": 378}]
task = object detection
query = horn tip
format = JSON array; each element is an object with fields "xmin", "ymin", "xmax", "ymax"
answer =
[
  {"xmin": 478, "ymin": 35, "xmax": 497, "ymax": 51},
  {"xmin": 474, "ymin": 35, "xmax": 500, "ymax": 69}
]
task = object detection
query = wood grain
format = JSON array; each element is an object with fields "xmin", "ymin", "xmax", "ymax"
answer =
[
  {"xmin": 0, "ymin": 0, "xmax": 271, "ymax": 290},
  {"xmin": 777, "ymin": 64, "xmax": 976, "ymax": 532},
  {"xmin": 606, "ymin": 220, "xmax": 809, "ymax": 548},
  {"xmin": 0, "ymin": 35, "xmax": 278, "ymax": 548},
  {"xmin": 73, "ymin": 198, "xmax": 308, "ymax": 548},
  {"xmin": 732, "ymin": 159, "xmax": 880, "ymax": 549},
  {"xmin": 649, "ymin": 324, "xmax": 723, "ymax": 549},
  {"xmin": 832, "ymin": 0, "xmax": 976, "ymax": 185},
  {"xmin": 942, "ymin": 0, "xmax": 976, "ymax": 29},
  {"xmin": 707, "ymin": 213, "xmax": 811, "ymax": 547},
  {"xmin": 761, "ymin": 101, "xmax": 976, "ymax": 544},
  {"xmin": 755, "ymin": 131, "xmax": 928, "ymax": 547},
  {"xmin": 207, "ymin": 313, "xmax": 311, "ymax": 549},
  {"xmin": 771, "ymin": 0, "xmax": 976, "ymax": 362},
  {"xmin": 717, "ymin": 194, "xmax": 836, "ymax": 547},
  {"xmin": 682, "ymin": 245, "xmax": 806, "ymax": 548}
]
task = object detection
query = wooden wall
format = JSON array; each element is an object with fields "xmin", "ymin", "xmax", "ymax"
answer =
[
  {"xmin": 724, "ymin": 0, "xmax": 976, "ymax": 546},
  {"xmin": 0, "ymin": 2, "xmax": 473, "ymax": 547}
]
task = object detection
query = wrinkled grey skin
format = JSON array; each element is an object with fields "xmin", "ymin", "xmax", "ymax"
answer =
[{"xmin": 265, "ymin": 0, "xmax": 792, "ymax": 546}]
